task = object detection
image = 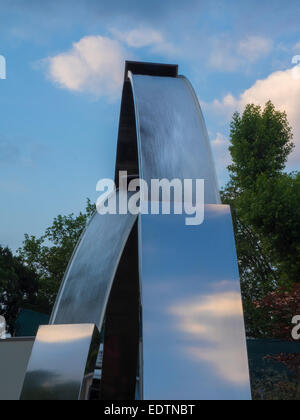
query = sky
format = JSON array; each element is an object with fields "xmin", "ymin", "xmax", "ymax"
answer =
[{"xmin": 0, "ymin": 0, "xmax": 300, "ymax": 251}]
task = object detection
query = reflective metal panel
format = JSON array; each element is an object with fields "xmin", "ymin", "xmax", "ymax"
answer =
[
  {"xmin": 50, "ymin": 190, "xmax": 137, "ymax": 329},
  {"xmin": 139, "ymin": 205, "xmax": 251, "ymax": 400},
  {"xmin": 100, "ymin": 222, "xmax": 140, "ymax": 400},
  {"xmin": 43, "ymin": 62, "xmax": 249, "ymax": 401},
  {"xmin": 0, "ymin": 338, "xmax": 34, "ymax": 400},
  {"xmin": 130, "ymin": 73, "xmax": 221, "ymax": 205},
  {"xmin": 20, "ymin": 324, "xmax": 100, "ymax": 400}
]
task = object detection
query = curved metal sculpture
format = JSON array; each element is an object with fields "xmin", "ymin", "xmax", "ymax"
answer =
[{"xmin": 21, "ymin": 61, "xmax": 251, "ymax": 400}]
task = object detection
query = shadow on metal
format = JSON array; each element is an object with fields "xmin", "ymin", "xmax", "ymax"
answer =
[
  {"xmin": 20, "ymin": 324, "xmax": 100, "ymax": 400},
  {"xmin": 100, "ymin": 221, "xmax": 140, "ymax": 400}
]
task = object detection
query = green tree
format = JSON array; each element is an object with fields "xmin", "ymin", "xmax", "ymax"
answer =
[
  {"xmin": 223, "ymin": 101, "xmax": 299, "ymax": 337},
  {"xmin": 238, "ymin": 172, "xmax": 300, "ymax": 285},
  {"xmin": 18, "ymin": 199, "xmax": 96, "ymax": 314},
  {"xmin": 228, "ymin": 101, "xmax": 294, "ymax": 191},
  {"xmin": 0, "ymin": 246, "xmax": 39, "ymax": 334}
]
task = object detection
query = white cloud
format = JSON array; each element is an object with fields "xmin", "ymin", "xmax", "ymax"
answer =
[
  {"xmin": 112, "ymin": 27, "xmax": 163, "ymax": 48},
  {"xmin": 238, "ymin": 36, "xmax": 273, "ymax": 62},
  {"xmin": 44, "ymin": 35, "xmax": 130, "ymax": 99},
  {"xmin": 207, "ymin": 68, "xmax": 300, "ymax": 164},
  {"xmin": 209, "ymin": 37, "xmax": 241, "ymax": 72},
  {"xmin": 211, "ymin": 132, "xmax": 228, "ymax": 147},
  {"xmin": 43, "ymin": 31, "xmax": 179, "ymax": 98},
  {"xmin": 209, "ymin": 35, "xmax": 272, "ymax": 72},
  {"xmin": 111, "ymin": 27, "xmax": 178, "ymax": 56},
  {"xmin": 211, "ymin": 132, "xmax": 232, "ymax": 174},
  {"xmin": 293, "ymin": 41, "xmax": 300, "ymax": 51}
]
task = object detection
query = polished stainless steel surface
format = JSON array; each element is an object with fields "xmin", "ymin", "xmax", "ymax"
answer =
[
  {"xmin": 0, "ymin": 338, "xmax": 34, "ymax": 400},
  {"xmin": 20, "ymin": 324, "xmax": 100, "ymax": 400},
  {"xmin": 100, "ymin": 222, "xmax": 140, "ymax": 400},
  {"xmin": 29, "ymin": 62, "xmax": 250, "ymax": 401},
  {"xmin": 51, "ymin": 66, "xmax": 220, "ymax": 332},
  {"xmin": 139, "ymin": 205, "xmax": 251, "ymax": 400},
  {"xmin": 129, "ymin": 73, "xmax": 221, "ymax": 205},
  {"xmin": 50, "ymin": 190, "xmax": 137, "ymax": 329}
]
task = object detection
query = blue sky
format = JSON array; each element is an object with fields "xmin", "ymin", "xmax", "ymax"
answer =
[{"xmin": 0, "ymin": 0, "xmax": 300, "ymax": 251}]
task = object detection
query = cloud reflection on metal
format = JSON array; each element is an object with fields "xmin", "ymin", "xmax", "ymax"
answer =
[{"xmin": 20, "ymin": 61, "xmax": 251, "ymax": 400}]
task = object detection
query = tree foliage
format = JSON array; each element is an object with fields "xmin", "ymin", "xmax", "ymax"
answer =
[
  {"xmin": 1, "ymin": 200, "xmax": 95, "ymax": 334},
  {"xmin": 254, "ymin": 284, "xmax": 300, "ymax": 340},
  {"xmin": 223, "ymin": 100, "xmax": 299, "ymax": 338},
  {"xmin": 228, "ymin": 101, "xmax": 294, "ymax": 190},
  {"xmin": 0, "ymin": 246, "xmax": 38, "ymax": 334},
  {"xmin": 17, "ymin": 199, "xmax": 96, "ymax": 315}
]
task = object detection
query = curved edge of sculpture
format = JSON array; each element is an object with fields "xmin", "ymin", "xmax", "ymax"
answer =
[
  {"xmin": 20, "ymin": 61, "xmax": 251, "ymax": 401},
  {"xmin": 20, "ymin": 324, "xmax": 101, "ymax": 400},
  {"xmin": 48, "ymin": 211, "xmax": 96, "ymax": 325},
  {"xmin": 178, "ymin": 75, "xmax": 221, "ymax": 204},
  {"xmin": 127, "ymin": 71, "xmax": 221, "ymax": 204},
  {"xmin": 49, "ymin": 190, "xmax": 137, "ymax": 329}
]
